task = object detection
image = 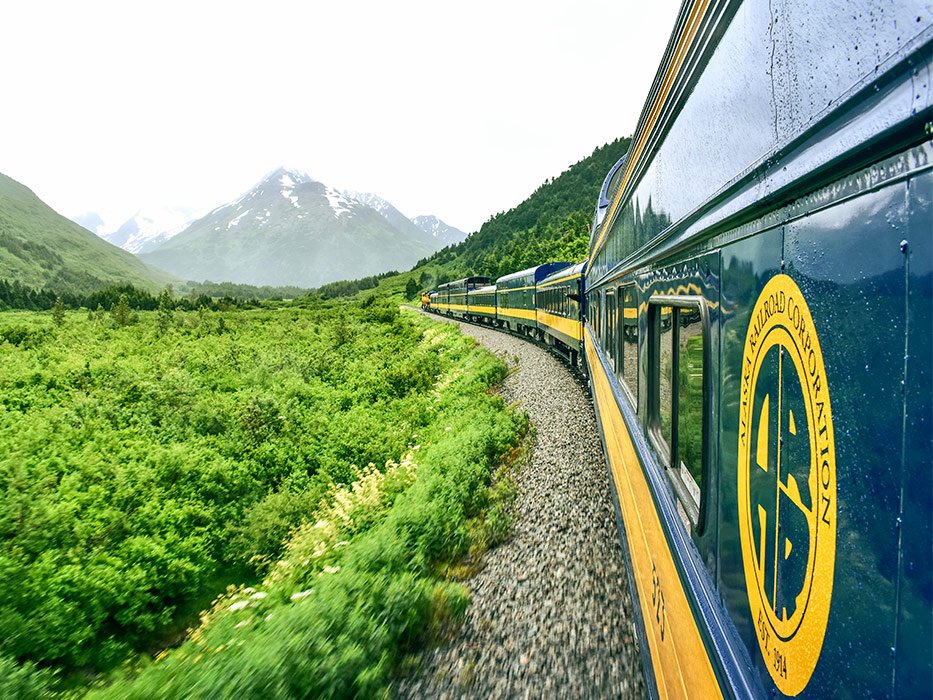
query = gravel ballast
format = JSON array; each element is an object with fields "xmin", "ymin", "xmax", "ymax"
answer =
[{"xmin": 397, "ymin": 314, "xmax": 646, "ymax": 699}]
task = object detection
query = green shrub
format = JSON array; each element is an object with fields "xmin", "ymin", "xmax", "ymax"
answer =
[
  {"xmin": 84, "ymin": 309, "xmax": 524, "ymax": 699},
  {"xmin": 0, "ymin": 303, "xmax": 524, "ymax": 695},
  {"xmin": 0, "ymin": 655, "xmax": 55, "ymax": 699}
]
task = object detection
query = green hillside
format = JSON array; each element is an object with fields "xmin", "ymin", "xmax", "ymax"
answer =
[
  {"xmin": 0, "ymin": 174, "xmax": 178, "ymax": 293},
  {"xmin": 436, "ymin": 136, "xmax": 632, "ymax": 278},
  {"xmin": 317, "ymin": 137, "xmax": 632, "ymax": 301}
]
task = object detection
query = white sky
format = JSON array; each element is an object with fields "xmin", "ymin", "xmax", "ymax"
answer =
[{"xmin": 0, "ymin": 0, "xmax": 682, "ymax": 234}]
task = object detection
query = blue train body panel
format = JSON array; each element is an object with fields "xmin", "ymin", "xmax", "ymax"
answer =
[{"xmin": 585, "ymin": 1, "xmax": 933, "ymax": 697}]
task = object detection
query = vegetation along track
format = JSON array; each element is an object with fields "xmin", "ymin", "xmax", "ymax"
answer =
[{"xmin": 398, "ymin": 313, "xmax": 645, "ymax": 698}]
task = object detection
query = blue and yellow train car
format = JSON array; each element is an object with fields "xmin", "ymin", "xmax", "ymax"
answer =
[
  {"xmin": 496, "ymin": 263, "xmax": 572, "ymax": 336},
  {"xmin": 432, "ymin": 285, "xmax": 450, "ymax": 315},
  {"xmin": 537, "ymin": 261, "xmax": 587, "ymax": 367},
  {"xmin": 437, "ymin": 277, "xmax": 490, "ymax": 320},
  {"xmin": 467, "ymin": 284, "xmax": 497, "ymax": 324},
  {"xmin": 585, "ymin": 1, "xmax": 932, "ymax": 697}
]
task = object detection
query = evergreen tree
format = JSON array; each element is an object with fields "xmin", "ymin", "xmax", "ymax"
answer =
[
  {"xmin": 156, "ymin": 289, "xmax": 174, "ymax": 336},
  {"xmin": 111, "ymin": 294, "xmax": 131, "ymax": 327},
  {"xmin": 51, "ymin": 297, "xmax": 65, "ymax": 326}
]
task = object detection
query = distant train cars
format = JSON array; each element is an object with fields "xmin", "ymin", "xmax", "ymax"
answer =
[
  {"xmin": 427, "ymin": 263, "xmax": 586, "ymax": 368},
  {"xmin": 432, "ymin": 277, "xmax": 490, "ymax": 319},
  {"xmin": 466, "ymin": 284, "xmax": 497, "ymax": 324}
]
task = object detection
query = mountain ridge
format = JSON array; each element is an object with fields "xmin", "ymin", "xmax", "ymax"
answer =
[
  {"xmin": 139, "ymin": 168, "xmax": 439, "ymax": 288},
  {"xmin": 0, "ymin": 173, "xmax": 178, "ymax": 293}
]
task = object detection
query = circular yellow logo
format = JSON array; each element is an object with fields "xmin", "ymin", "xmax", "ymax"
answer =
[{"xmin": 737, "ymin": 274, "xmax": 836, "ymax": 696}]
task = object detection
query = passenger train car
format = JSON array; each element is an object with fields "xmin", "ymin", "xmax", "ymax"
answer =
[
  {"xmin": 495, "ymin": 263, "xmax": 572, "ymax": 335},
  {"xmin": 426, "ymin": 1, "xmax": 931, "ymax": 696},
  {"xmin": 583, "ymin": 0, "xmax": 932, "ymax": 696},
  {"xmin": 537, "ymin": 261, "xmax": 587, "ymax": 368},
  {"xmin": 432, "ymin": 277, "xmax": 490, "ymax": 319}
]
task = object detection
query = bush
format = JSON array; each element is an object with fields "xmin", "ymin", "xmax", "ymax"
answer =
[
  {"xmin": 86, "ymin": 310, "xmax": 525, "ymax": 699},
  {"xmin": 0, "ymin": 655, "xmax": 55, "ymax": 699}
]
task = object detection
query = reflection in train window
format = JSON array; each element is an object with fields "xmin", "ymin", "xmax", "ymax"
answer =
[
  {"xmin": 621, "ymin": 286, "xmax": 638, "ymax": 406},
  {"xmin": 649, "ymin": 299, "xmax": 706, "ymax": 532},
  {"xmin": 593, "ymin": 291, "xmax": 602, "ymax": 342},
  {"xmin": 678, "ymin": 308, "xmax": 704, "ymax": 504},
  {"xmin": 606, "ymin": 290, "xmax": 617, "ymax": 371},
  {"xmin": 657, "ymin": 306, "xmax": 674, "ymax": 454}
]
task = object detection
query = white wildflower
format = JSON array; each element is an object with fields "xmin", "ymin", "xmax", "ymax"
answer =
[
  {"xmin": 249, "ymin": 591, "xmax": 267, "ymax": 600},
  {"xmin": 229, "ymin": 600, "xmax": 249, "ymax": 612},
  {"xmin": 290, "ymin": 590, "xmax": 314, "ymax": 601},
  {"xmin": 322, "ymin": 565, "xmax": 341, "ymax": 574}
]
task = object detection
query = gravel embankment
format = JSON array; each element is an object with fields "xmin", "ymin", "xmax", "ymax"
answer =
[{"xmin": 396, "ymin": 314, "xmax": 646, "ymax": 699}]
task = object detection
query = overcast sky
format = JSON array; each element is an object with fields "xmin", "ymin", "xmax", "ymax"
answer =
[{"xmin": 0, "ymin": 0, "xmax": 682, "ymax": 234}]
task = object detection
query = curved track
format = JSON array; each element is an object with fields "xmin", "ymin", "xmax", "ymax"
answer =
[{"xmin": 396, "ymin": 313, "xmax": 645, "ymax": 699}]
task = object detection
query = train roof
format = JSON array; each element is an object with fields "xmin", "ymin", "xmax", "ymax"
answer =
[
  {"xmin": 593, "ymin": 155, "xmax": 628, "ymax": 233},
  {"xmin": 496, "ymin": 262, "xmax": 573, "ymax": 286},
  {"xmin": 540, "ymin": 259, "xmax": 587, "ymax": 285},
  {"xmin": 438, "ymin": 276, "xmax": 490, "ymax": 291},
  {"xmin": 471, "ymin": 284, "xmax": 497, "ymax": 294}
]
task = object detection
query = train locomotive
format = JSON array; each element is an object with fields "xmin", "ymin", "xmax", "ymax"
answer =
[{"xmin": 426, "ymin": 0, "xmax": 932, "ymax": 696}]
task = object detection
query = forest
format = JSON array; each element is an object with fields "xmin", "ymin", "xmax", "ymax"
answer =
[{"xmin": 0, "ymin": 298, "xmax": 525, "ymax": 698}]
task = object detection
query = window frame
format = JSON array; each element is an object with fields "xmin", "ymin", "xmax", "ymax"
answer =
[
  {"xmin": 618, "ymin": 284, "xmax": 638, "ymax": 408},
  {"xmin": 647, "ymin": 294, "xmax": 710, "ymax": 534},
  {"xmin": 605, "ymin": 289, "xmax": 617, "ymax": 370}
]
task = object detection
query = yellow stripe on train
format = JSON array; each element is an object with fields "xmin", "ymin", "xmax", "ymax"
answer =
[
  {"xmin": 537, "ymin": 310, "xmax": 583, "ymax": 341},
  {"xmin": 498, "ymin": 308, "xmax": 538, "ymax": 322},
  {"xmin": 585, "ymin": 328, "xmax": 721, "ymax": 699}
]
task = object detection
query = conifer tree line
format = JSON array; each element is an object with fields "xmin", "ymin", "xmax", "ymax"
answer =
[{"xmin": 0, "ymin": 279, "xmax": 261, "ymax": 313}]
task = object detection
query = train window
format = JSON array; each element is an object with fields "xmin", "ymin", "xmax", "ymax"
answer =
[
  {"xmin": 606, "ymin": 291, "xmax": 617, "ymax": 370},
  {"xmin": 590, "ymin": 292, "xmax": 601, "ymax": 339},
  {"xmin": 621, "ymin": 286, "xmax": 638, "ymax": 406},
  {"xmin": 677, "ymin": 307, "xmax": 704, "ymax": 507},
  {"xmin": 649, "ymin": 298, "xmax": 707, "ymax": 532},
  {"xmin": 600, "ymin": 290, "xmax": 607, "ymax": 348},
  {"xmin": 656, "ymin": 305, "xmax": 675, "ymax": 453}
]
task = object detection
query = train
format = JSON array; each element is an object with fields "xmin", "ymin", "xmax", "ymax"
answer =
[{"xmin": 426, "ymin": 0, "xmax": 932, "ymax": 697}]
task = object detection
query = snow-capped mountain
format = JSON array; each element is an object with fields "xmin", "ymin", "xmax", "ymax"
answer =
[
  {"xmin": 71, "ymin": 211, "xmax": 107, "ymax": 236},
  {"xmin": 339, "ymin": 190, "xmax": 431, "ymax": 246},
  {"xmin": 71, "ymin": 206, "xmax": 197, "ymax": 254},
  {"xmin": 139, "ymin": 168, "xmax": 439, "ymax": 288},
  {"xmin": 412, "ymin": 215, "xmax": 468, "ymax": 246},
  {"xmin": 342, "ymin": 191, "xmax": 467, "ymax": 249},
  {"xmin": 104, "ymin": 206, "xmax": 198, "ymax": 254}
]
